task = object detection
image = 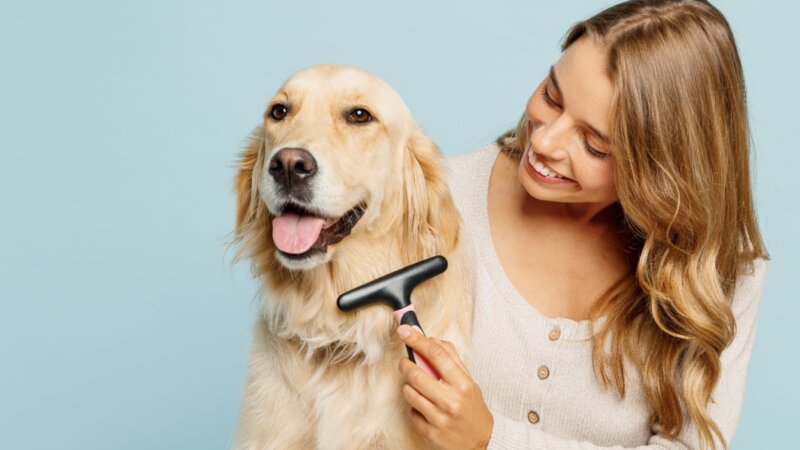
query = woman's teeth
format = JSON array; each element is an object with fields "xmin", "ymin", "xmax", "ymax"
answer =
[{"xmin": 528, "ymin": 150, "xmax": 566, "ymax": 179}]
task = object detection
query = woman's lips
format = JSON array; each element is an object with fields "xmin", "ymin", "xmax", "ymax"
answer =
[{"xmin": 524, "ymin": 146, "xmax": 575, "ymax": 184}]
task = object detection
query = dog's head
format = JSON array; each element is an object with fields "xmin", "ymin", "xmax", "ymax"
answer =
[{"xmin": 233, "ymin": 64, "xmax": 456, "ymax": 272}]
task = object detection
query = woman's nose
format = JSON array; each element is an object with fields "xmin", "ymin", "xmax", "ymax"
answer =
[{"xmin": 531, "ymin": 116, "xmax": 573, "ymax": 160}]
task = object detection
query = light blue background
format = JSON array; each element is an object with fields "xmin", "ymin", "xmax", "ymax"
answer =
[{"xmin": 1, "ymin": 1, "xmax": 797, "ymax": 449}]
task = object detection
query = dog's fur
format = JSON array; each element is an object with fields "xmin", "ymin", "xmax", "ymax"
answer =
[{"xmin": 230, "ymin": 64, "xmax": 471, "ymax": 449}]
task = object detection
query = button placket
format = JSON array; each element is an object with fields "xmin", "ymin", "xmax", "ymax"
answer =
[
  {"xmin": 529, "ymin": 325, "xmax": 563, "ymax": 426},
  {"xmin": 538, "ymin": 327, "xmax": 559, "ymax": 382}
]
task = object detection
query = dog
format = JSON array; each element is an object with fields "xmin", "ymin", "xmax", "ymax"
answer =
[{"xmin": 230, "ymin": 64, "xmax": 471, "ymax": 450}]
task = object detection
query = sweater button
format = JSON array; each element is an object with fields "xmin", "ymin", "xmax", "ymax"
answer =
[
  {"xmin": 527, "ymin": 410, "xmax": 540, "ymax": 424},
  {"xmin": 537, "ymin": 365, "xmax": 550, "ymax": 380},
  {"xmin": 548, "ymin": 328, "xmax": 561, "ymax": 341}
]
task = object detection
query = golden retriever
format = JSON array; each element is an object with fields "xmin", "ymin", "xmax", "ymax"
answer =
[{"xmin": 230, "ymin": 64, "xmax": 471, "ymax": 450}]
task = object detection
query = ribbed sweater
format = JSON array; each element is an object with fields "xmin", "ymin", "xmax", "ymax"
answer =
[{"xmin": 444, "ymin": 143, "xmax": 768, "ymax": 449}]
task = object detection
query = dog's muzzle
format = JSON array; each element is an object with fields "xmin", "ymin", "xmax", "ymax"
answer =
[{"xmin": 268, "ymin": 147, "xmax": 317, "ymax": 201}]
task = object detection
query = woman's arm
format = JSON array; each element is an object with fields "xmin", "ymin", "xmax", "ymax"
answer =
[{"xmin": 398, "ymin": 259, "xmax": 767, "ymax": 450}]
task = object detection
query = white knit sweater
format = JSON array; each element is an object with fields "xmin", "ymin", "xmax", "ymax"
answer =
[{"xmin": 444, "ymin": 144, "xmax": 768, "ymax": 449}]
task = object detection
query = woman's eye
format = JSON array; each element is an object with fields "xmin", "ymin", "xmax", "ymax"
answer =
[
  {"xmin": 541, "ymin": 85, "xmax": 560, "ymax": 109},
  {"xmin": 584, "ymin": 137, "xmax": 610, "ymax": 159},
  {"xmin": 347, "ymin": 108, "xmax": 373, "ymax": 124},
  {"xmin": 269, "ymin": 104, "xmax": 288, "ymax": 121}
]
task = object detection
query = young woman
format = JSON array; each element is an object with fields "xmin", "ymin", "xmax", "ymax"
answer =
[{"xmin": 396, "ymin": 1, "xmax": 769, "ymax": 449}]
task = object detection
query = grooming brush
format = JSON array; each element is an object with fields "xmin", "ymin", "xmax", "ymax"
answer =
[{"xmin": 337, "ymin": 255, "xmax": 448, "ymax": 380}]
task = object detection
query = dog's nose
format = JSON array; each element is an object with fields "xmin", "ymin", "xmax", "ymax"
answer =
[{"xmin": 268, "ymin": 148, "xmax": 318, "ymax": 187}]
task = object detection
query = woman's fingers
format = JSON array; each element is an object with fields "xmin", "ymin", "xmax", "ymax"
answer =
[
  {"xmin": 397, "ymin": 325, "xmax": 464, "ymax": 384},
  {"xmin": 408, "ymin": 408, "xmax": 436, "ymax": 444},
  {"xmin": 435, "ymin": 339, "xmax": 468, "ymax": 373},
  {"xmin": 399, "ymin": 355, "xmax": 451, "ymax": 412},
  {"xmin": 396, "ymin": 326, "xmax": 495, "ymax": 449},
  {"xmin": 400, "ymin": 368, "xmax": 440, "ymax": 421}
]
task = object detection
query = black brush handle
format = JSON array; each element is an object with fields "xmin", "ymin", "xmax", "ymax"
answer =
[
  {"xmin": 337, "ymin": 255, "xmax": 448, "ymax": 311},
  {"xmin": 399, "ymin": 309, "xmax": 425, "ymax": 361},
  {"xmin": 335, "ymin": 255, "xmax": 448, "ymax": 380},
  {"xmin": 397, "ymin": 308, "xmax": 441, "ymax": 380}
]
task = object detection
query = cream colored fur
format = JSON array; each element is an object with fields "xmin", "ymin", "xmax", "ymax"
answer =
[{"xmin": 230, "ymin": 64, "xmax": 471, "ymax": 450}]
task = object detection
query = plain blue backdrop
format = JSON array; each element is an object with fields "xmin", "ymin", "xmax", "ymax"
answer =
[{"xmin": 1, "ymin": 1, "xmax": 797, "ymax": 449}]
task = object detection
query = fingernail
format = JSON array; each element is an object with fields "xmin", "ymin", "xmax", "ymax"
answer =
[{"xmin": 397, "ymin": 325, "xmax": 412, "ymax": 338}]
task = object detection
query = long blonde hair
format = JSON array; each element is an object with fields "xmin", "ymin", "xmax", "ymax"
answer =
[{"xmin": 498, "ymin": 1, "xmax": 768, "ymax": 448}]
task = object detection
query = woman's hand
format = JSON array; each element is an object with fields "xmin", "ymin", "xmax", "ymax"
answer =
[{"xmin": 396, "ymin": 324, "xmax": 494, "ymax": 450}]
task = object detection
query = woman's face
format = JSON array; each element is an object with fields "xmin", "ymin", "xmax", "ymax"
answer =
[{"xmin": 519, "ymin": 37, "xmax": 618, "ymax": 208}]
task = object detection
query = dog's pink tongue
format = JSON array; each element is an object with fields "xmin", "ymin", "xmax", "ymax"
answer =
[{"xmin": 272, "ymin": 213, "xmax": 325, "ymax": 254}]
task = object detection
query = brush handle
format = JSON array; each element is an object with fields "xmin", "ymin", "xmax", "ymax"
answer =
[
  {"xmin": 337, "ymin": 255, "xmax": 448, "ymax": 311},
  {"xmin": 393, "ymin": 304, "xmax": 441, "ymax": 380}
]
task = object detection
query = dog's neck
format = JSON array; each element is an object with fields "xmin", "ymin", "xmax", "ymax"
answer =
[{"xmin": 262, "ymin": 235, "xmax": 412, "ymax": 365}]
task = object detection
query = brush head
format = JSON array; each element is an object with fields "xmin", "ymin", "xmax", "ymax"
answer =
[{"xmin": 337, "ymin": 255, "xmax": 448, "ymax": 312}]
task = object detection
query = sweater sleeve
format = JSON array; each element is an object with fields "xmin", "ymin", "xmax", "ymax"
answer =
[{"xmin": 486, "ymin": 259, "xmax": 768, "ymax": 450}]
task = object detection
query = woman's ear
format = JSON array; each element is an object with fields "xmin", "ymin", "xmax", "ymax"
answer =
[{"xmin": 401, "ymin": 126, "xmax": 461, "ymax": 264}]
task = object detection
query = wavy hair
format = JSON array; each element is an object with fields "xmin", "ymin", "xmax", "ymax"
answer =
[{"xmin": 497, "ymin": 1, "xmax": 768, "ymax": 448}]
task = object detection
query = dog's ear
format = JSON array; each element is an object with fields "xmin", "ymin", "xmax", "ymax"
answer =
[
  {"xmin": 401, "ymin": 126, "xmax": 461, "ymax": 264},
  {"xmin": 233, "ymin": 125, "xmax": 269, "ymax": 250}
]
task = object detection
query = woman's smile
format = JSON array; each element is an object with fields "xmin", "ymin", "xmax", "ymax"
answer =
[{"xmin": 523, "ymin": 145, "xmax": 576, "ymax": 185}]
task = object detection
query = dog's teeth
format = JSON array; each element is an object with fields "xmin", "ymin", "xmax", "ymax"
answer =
[{"xmin": 323, "ymin": 218, "xmax": 337, "ymax": 228}]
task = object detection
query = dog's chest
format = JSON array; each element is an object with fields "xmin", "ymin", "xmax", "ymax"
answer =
[{"xmin": 296, "ymin": 357, "xmax": 427, "ymax": 450}]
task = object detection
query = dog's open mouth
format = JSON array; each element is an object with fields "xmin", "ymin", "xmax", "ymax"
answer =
[{"xmin": 271, "ymin": 202, "xmax": 367, "ymax": 258}]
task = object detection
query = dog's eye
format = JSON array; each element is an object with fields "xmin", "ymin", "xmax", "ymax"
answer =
[
  {"xmin": 269, "ymin": 104, "xmax": 289, "ymax": 121},
  {"xmin": 347, "ymin": 108, "xmax": 373, "ymax": 124}
]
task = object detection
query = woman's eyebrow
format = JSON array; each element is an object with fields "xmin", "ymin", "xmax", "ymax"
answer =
[{"xmin": 549, "ymin": 65, "xmax": 611, "ymax": 145}]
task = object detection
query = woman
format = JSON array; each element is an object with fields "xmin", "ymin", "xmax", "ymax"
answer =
[{"xmin": 396, "ymin": 1, "xmax": 768, "ymax": 449}]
